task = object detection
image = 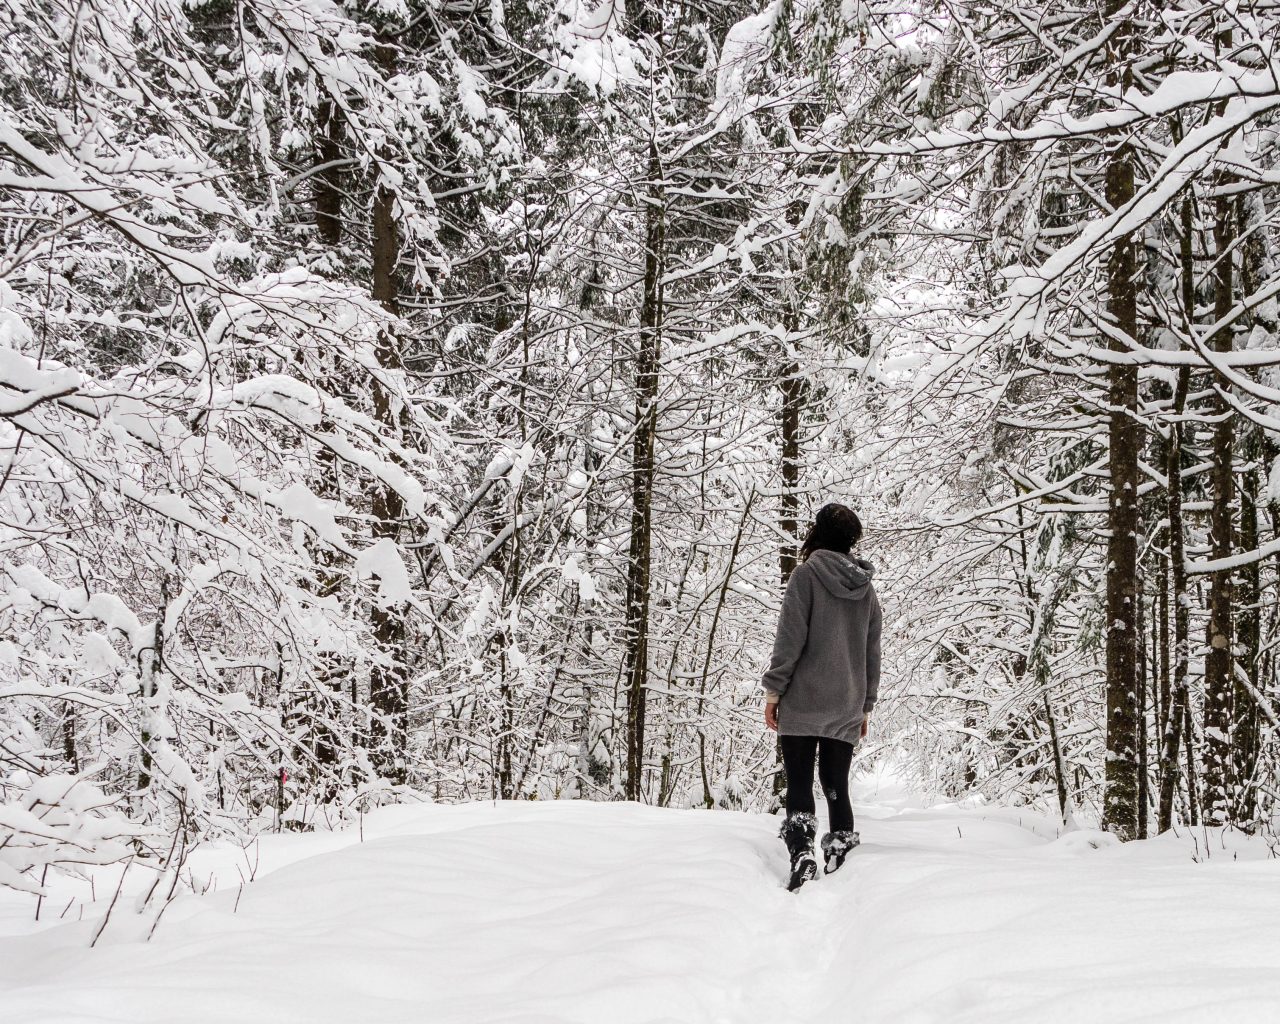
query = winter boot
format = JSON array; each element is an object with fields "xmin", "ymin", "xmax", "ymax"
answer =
[
  {"xmin": 821, "ymin": 829, "xmax": 860, "ymax": 875},
  {"xmin": 779, "ymin": 813, "xmax": 818, "ymax": 892}
]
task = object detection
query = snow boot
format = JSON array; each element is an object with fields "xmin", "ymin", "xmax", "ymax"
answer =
[
  {"xmin": 780, "ymin": 813, "xmax": 818, "ymax": 892},
  {"xmin": 821, "ymin": 829, "xmax": 860, "ymax": 875}
]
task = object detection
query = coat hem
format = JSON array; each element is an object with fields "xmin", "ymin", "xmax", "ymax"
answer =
[{"xmin": 777, "ymin": 720, "xmax": 864, "ymax": 748}]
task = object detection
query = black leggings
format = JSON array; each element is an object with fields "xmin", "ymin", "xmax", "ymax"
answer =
[{"xmin": 780, "ymin": 735, "xmax": 855, "ymax": 832}]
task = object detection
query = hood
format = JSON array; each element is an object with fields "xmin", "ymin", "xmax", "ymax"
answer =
[{"xmin": 805, "ymin": 549, "xmax": 874, "ymax": 600}]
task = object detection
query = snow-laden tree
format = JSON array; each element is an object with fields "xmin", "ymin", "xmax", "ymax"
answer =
[{"xmin": 6, "ymin": 0, "xmax": 1280, "ymax": 906}]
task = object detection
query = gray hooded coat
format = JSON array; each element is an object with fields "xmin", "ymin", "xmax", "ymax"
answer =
[{"xmin": 762, "ymin": 549, "xmax": 882, "ymax": 746}]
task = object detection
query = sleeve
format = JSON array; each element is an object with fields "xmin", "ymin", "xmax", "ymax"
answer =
[
  {"xmin": 864, "ymin": 589, "xmax": 882, "ymax": 714},
  {"xmin": 761, "ymin": 566, "xmax": 812, "ymax": 701}
]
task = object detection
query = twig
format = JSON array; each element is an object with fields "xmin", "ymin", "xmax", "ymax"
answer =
[
  {"xmin": 34, "ymin": 864, "xmax": 48, "ymax": 921},
  {"xmin": 90, "ymin": 860, "xmax": 131, "ymax": 948}
]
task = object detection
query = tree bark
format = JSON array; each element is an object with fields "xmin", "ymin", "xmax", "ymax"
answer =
[
  {"xmin": 306, "ymin": 97, "xmax": 350, "ymax": 799},
  {"xmin": 1101, "ymin": 132, "xmax": 1141, "ymax": 841},
  {"xmin": 136, "ymin": 572, "xmax": 171, "ymax": 800},
  {"xmin": 62, "ymin": 700, "xmax": 78, "ymax": 773},
  {"xmin": 779, "ymin": 304, "xmax": 805, "ymax": 583},
  {"xmin": 1136, "ymin": 580, "xmax": 1149, "ymax": 838},
  {"xmin": 366, "ymin": 37, "xmax": 409, "ymax": 786},
  {"xmin": 1184, "ymin": 699, "xmax": 1200, "ymax": 825},
  {"xmin": 1155, "ymin": 546, "xmax": 1169, "ymax": 763},
  {"xmin": 1202, "ymin": 183, "xmax": 1236, "ymax": 826},
  {"xmin": 1157, "ymin": 372, "xmax": 1191, "ymax": 832},
  {"xmin": 623, "ymin": 139, "xmax": 664, "ymax": 801},
  {"xmin": 1043, "ymin": 687, "xmax": 1069, "ymax": 825},
  {"xmin": 775, "ymin": 305, "xmax": 805, "ymax": 803},
  {"xmin": 1157, "ymin": 182, "xmax": 1195, "ymax": 833},
  {"xmin": 1232, "ymin": 445, "xmax": 1261, "ymax": 826},
  {"xmin": 314, "ymin": 99, "xmax": 344, "ymax": 246}
]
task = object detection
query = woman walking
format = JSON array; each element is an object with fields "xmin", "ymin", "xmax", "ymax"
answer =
[{"xmin": 763, "ymin": 503, "xmax": 881, "ymax": 891}]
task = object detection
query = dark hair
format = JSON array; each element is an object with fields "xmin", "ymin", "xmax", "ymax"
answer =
[{"xmin": 799, "ymin": 503, "xmax": 863, "ymax": 561}]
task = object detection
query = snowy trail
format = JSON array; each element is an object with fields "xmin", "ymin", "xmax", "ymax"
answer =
[{"xmin": 3, "ymin": 775, "xmax": 1280, "ymax": 1024}]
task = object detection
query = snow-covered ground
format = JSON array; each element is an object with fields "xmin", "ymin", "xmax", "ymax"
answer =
[{"xmin": 3, "ymin": 771, "xmax": 1279, "ymax": 1024}]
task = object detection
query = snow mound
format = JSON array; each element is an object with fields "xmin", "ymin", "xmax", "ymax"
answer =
[{"xmin": 1047, "ymin": 828, "xmax": 1122, "ymax": 855}]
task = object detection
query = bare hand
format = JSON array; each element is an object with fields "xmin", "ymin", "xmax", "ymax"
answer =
[
  {"xmin": 860, "ymin": 714, "xmax": 871, "ymax": 740},
  {"xmin": 764, "ymin": 701, "xmax": 779, "ymax": 732}
]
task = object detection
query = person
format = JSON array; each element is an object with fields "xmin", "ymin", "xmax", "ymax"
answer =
[{"xmin": 762, "ymin": 502, "xmax": 881, "ymax": 891}]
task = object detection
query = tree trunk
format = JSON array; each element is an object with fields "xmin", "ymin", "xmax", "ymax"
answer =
[
  {"xmin": 779, "ymin": 303, "xmax": 805, "ymax": 583},
  {"xmin": 1184, "ymin": 699, "xmax": 1200, "ymax": 825},
  {"xmin": 314, "ymin": 99, "xmax": 344, "ymax": 246},
  {"xmin": 1156, "ymin": 374, "xmax": 1192, "ymax": 831},
  {"xmin": 623, "ymin": 139, "xmax": 664, "ymax": 801},
  {"xmin": 1232, "ymin": 445, "xmax": 1261, "ymax": 826},
  {"xmin": 307, "ymin": 97, "xmax": 350, "ymax": 800},
  {"xmin": 1136, "ymin": 580, "xmax": 1149, "ymax": 838},
  {"xmin": 1155, "ymin": 545, "xmax": 1169, "ymax": 772},
  {"xmin": 1202, "ymin": 183, "xmax": 1236, "ymax": 826},
  {"xmin": 696, "ymin": 496, "xmax": 754, "ymax": 807},
  {"xmin": 62, "ymin": 700, "xmax": 78, "ymax": 773},
  {"xmin": 1043, "ymin": 688, "xmax": 1069, "ymax": 825},
  {"xmin": 1101, "ymin": 128, "xmax": 1141, "ymax": 841},
  {"xmin": 366, "ymin": 38, "xmax": 409, "ymax": 786},
  {"xmin": 136, "ymin": 572, "xmax": 171, "ymax": 800},
  {"xmin": 136, "ymin": 624, "xmax": 159, "ymax": 796},
  {"xmin": 775, "ymin": 304, "xmax": 805, "ymax": 803},
  {"xmin": 1157, "ymin": 185, "xmax": 1195, "ymax": 833}
]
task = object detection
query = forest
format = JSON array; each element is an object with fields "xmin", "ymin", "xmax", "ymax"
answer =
[{"xmin": 3, "ymin": 0, "xmax": 1280, "ymax": 906}]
